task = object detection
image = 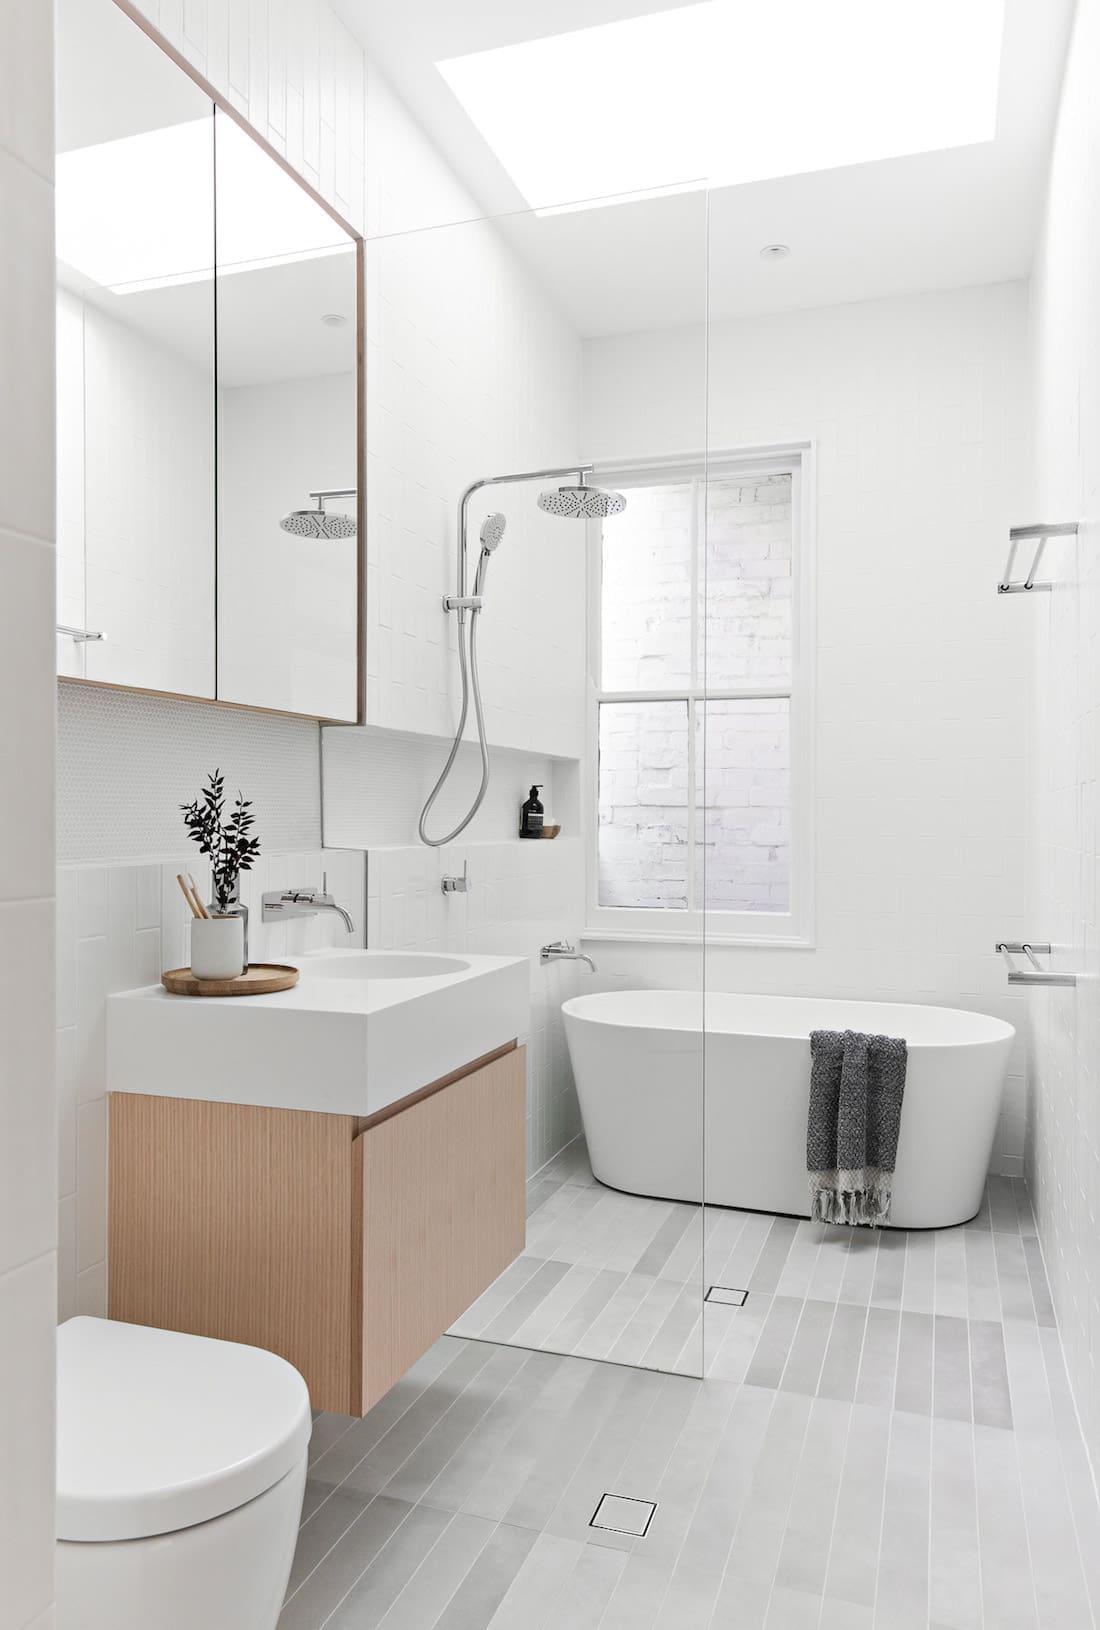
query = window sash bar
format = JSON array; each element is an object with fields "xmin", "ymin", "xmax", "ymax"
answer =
[{"xmin": 597, "ymin": 688, "xmax": 792, "ymax": 704}]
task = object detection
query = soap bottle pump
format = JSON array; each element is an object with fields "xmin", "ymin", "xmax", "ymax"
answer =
[{"xmin": 520, "ymin": 784, "xmax": 545, "ymax": 839}]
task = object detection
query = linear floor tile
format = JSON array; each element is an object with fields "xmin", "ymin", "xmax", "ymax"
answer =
[{"xmin": 281, "ymin": 1155, "xmax": 1100, "ymax": 1630}]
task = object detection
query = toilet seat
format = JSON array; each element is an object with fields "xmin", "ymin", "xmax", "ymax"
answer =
[{"xmin": 57, "ymin": 1317, "xmax": 312, "ymax": 1542}]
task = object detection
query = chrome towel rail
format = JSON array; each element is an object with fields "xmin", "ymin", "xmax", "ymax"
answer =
[
  {"xmin": 56, "ymin": 624, "xmax": 105, "ymax": 642},
  {"xmin": 996, "ymin": 941, "xmax": 1077, "ymax": 987},
  {"xmin": 997, "ymin": 522, "xmax": 1078, "ymax": 594}
]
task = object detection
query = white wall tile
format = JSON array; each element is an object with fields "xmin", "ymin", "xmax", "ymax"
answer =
[
  {"xmin": 1, "ymin": 12, "xmax": 58, "ymax": 1601},
  {"xmin": 0, "ymin": 535, "xmax": 56, "ymax": 901},
  {"xmin": 364, "ymin": 839, "xmax": 585, "ymax": 1175},
  {"xmin": 583, "ymin": 282, "xmax": 1034, "ymax": 1177},
  {"xmin": 0, "ymin": 901, "xmax": 56, "ymax": 1276},
  {"xmin": 0, "ymin": 150, "xmax": 54, "ymax": 545},
  {"xmin": 1026, "ymin": 0, "xmax": 1100, "ymax": 1493},
  {"xmin": 0, "ymin": 1254, "xmax": 56, "ymax": 1630},
  {"xmin": 0, "ymin": 0, "xmax": 54, "ymax": 181}
]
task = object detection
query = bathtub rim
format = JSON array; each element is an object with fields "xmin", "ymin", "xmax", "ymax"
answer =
[{"xmin": 561, "ymin": 988, "xmax": 1016, "ymax": 1050}]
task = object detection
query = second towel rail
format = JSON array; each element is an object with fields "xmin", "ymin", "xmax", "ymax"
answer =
[{"xmin": 996, "ymin": 941, "xmax": 1077, "ymax": 987}]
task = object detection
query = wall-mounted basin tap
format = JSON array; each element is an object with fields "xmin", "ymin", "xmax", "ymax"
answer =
[
  {"xmin": 541, "ymin": 940, "xmax": 596, "ymax": 974},
  {"xmin": 262, "ymin": 879, "xmax": 354, "ymax": 934}
]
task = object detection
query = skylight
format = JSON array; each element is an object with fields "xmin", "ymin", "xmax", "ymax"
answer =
[
  {"xmin": 437, "ymin": 0, "xmax": 1005, "ymax": 215},
  {"xmin": 56, "ymin": 115, "xmax": 348, "ymax": 295}
]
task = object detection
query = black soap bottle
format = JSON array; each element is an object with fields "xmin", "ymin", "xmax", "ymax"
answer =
[{"xmin": 520, "ymin": 784, "xmax": 545, "ymax": 839}]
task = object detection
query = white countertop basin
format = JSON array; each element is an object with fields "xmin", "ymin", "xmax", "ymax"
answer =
[{"xmin": 107, "ymin": 949, "xmax": 530, "ymax": 1117}]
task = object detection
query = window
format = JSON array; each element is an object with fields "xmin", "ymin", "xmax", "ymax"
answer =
[{"xmin": 588, "ymin": 448, "xmax": 813, "ymax": 944}]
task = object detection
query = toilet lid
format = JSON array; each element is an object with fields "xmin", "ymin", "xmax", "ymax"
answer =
[{"xmin": 57, "ymin": 1317, "xmax": 312, "ymax": 1542}]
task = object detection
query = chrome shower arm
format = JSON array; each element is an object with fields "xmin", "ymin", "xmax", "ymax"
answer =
[{"xmin": 453, "ymin": 463, "xmax": 594, "ymax": 612}]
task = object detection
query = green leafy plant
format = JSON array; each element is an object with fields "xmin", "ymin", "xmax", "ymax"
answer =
[{"xmin": 180, "ymin": 769, "xmax": 262, "ymax": 914}]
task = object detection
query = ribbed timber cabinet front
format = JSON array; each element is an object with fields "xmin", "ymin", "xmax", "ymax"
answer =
[{"xmin": 108, "ymin": 1042, "xmax": 526, "ymax": 1413}]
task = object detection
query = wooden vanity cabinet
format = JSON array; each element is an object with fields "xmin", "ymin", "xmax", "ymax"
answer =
[{"xmin": 108, "ymin": 1042, "xmax": 526, "ymax": 1414}]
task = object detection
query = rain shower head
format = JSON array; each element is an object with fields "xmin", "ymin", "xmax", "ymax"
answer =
[
  {"xmin": 279, "ymin": 488, "xmax": 357, "ymax": 541},
  {"xmin": 480, "ymin": 512, "xmax": 507, "ymax": 551},
  {"xmin": 537, "ymin": 482, "xmax": 626, "ymax": 520}
]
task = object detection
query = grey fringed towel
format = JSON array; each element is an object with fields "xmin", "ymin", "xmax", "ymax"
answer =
[{"xmin": 807, "ymin": 1029, "xmax": 907, "ymax": 1226}]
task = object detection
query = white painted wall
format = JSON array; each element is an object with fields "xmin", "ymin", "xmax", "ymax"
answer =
[
  {"xmin": 583, "ymin": 282, "xmax": 1034, "ymax": 1176},
  {"xmin": 324, "ymin": 60, "xmax": 591, "ymax": 1175},
  {"xmin": 1026, "ymin": 0, "xmax": 1100, "ymax": 1486},
  {"xmin": 56, "ymin": 285, "xmax": 217, "ymax": 695},
  {"xmin": 361, "ymin": 65, "xmax": 586, "ymax": 758},
  {"xmin": 0, "ymin": 0, "xmax": 57, "ymax": 1621}
]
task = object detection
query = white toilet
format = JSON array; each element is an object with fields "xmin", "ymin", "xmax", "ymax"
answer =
[{"xmin": 56, "ymin": 1316, "xmax": 311, "ymax": 1630}]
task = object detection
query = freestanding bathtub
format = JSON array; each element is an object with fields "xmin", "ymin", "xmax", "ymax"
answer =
[{"xmin": 561, "ymin": 990, "xmax": 1015, "ymax": 1230}]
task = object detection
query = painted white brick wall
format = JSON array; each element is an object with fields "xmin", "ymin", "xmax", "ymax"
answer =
[
  {"xmin": 0, "ymin": 0, "xmax": 57, "ymax": 1621},
  {"xmin": 598, "ymin": 473, "xmax": 792, "ymax": 912},
  {"xmin": 57, "ymin": 847, "xmax": 365, "ymax": 1323},
  {"xmin": 584, "ymin": 282, "xmax": 1034, "ymax": 1178},
  {"xmin": 1026, "ymin": 0, "xmax": 1100, "ymax": 1487}
]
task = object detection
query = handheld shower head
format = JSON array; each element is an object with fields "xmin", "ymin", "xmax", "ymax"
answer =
[
  {"xmin": 480, "ymin": 512, "xmax": 507, "ymax": 552},
  {"xmin": 537, "ymin": 482, "xmax": 626, "ymax": 520}
]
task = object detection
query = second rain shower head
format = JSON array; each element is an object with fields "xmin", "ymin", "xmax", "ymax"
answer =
[
  {"xmin": 537, "ymin": 481, "xmax": 626, "ymax": 520},
  {"xmin": 279, "ymin": 488, "xmax": 357, "ymax": 541}
]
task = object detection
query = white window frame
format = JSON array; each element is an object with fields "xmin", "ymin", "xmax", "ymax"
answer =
[{"xmin": 584, "ymin": 441, "xmax": 815, "ymax": 948}]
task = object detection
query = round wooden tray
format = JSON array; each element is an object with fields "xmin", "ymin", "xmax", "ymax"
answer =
[{"xmin": 161, "ymin": 963, "xmax": 300, "ymax": 997}]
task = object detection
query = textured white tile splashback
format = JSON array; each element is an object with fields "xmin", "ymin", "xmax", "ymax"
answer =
[
  {"xmin": 57, "ymin": 848, "xmax": 366, "ymax": 1325},
  {"xmin": 1027, "ymin": 0, "xmax": 1100, "ymax": 1489},
  {"xmin": 584, "ymin": 281, "xmax": 1034, "ymax": 1179},
  {"xmin": 58, "ymin": 684, "xmax": 322, "ymax": 863}
]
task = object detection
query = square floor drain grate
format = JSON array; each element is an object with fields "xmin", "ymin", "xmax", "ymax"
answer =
[
  {"xmin": 590, "ymin": 1494, "xmax": 657, "ymax": 1537},
  {"xmin": 705, "ymin": 1285, "xmax": 749, "ymax": 1306}
]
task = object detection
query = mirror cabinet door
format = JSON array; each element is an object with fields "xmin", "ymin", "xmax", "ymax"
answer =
[
  {"xmin": 55, "ymin": 0, "xmax": 216, "ymax": 697},
  {"xmin": 55, "ymin": 0, "xmax": 362, "ymax": 721},
  {"xmin": 213, "ymin": 108, "xmax": 361, "ymax": 722}
]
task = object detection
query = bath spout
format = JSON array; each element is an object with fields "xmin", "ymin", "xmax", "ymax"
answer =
[{"xmin": 541, "ymin": 940, "xmax": 596, "ymax": 974}]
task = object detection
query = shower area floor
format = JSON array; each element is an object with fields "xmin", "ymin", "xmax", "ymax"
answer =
[
  {"xmin": 449, "ymin": 1138, "xmax": 1065, "ymax": 1385},
  {"xmin": 285, "ymin": 1141, "xmax": 1100, "ymax": 1629}
]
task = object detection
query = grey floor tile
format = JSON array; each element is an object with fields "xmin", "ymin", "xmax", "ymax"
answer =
[
  {"xmin": 433, "ymin": 1521, "xmax": 539, "ymax": 1630},
  {"xmin": 779, "ymin": 1297, "xmax": 836, "ymax": 1396},
  {"xmin": 894, "ymin": 1310, "xmax": 934, "ymax": 1415},
  {"xmin": 817, "ymin": 1301, "xmax": 868, "ymax": 1402},
  {"xmin": 854, "ymin": 1306, "xmax": 900, "ymax": 1408},
  {"xmin": 374, "ymin": 1511, "xmax": 499, "ymax": 1629},
  {"xmin": 279, "ymin": 1495, "xmax": 415, "ymax": 1630},
  {"xmin": 970, "ymin": 1318, "xmax": 1013, "ymax": 1430},
  {"xmin": 287, "ymin": 1486, "xmax": 374, "ymax": 1597},
  {"xmin": 932, "ymin": 1313, "xmax": 973, "ymax": 1423},
  {"xmin": 282, "ymin": 1168, "xmax": 1100, "ymax": 1630},
  {"xmin": 745, "ymin": 1295, "xmax": 804, "ymax": 1388},
  {"xmin": 322, "ymin": 1501, "xmax": 455, "ymax": 1629}
]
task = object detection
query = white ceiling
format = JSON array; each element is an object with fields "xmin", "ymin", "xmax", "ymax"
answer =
[{"xmin": 334, "ymin": 0, "xmax": 1075, "ymax": 337}]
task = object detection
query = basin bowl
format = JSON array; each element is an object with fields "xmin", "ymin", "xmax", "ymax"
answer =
[{"xmin": 302, "ymin": 952, "xmax": 471, "ymax": 981}]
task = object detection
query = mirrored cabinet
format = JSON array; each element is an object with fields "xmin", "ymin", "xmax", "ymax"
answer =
[{"xmin": 54, "ymin": 0, "xmax": 363, "ymax": 723}]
